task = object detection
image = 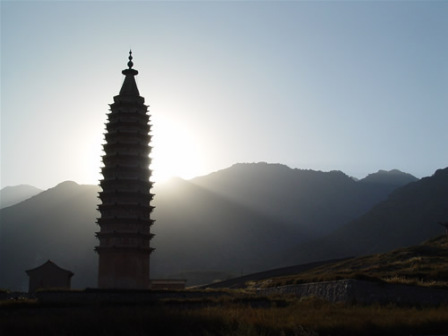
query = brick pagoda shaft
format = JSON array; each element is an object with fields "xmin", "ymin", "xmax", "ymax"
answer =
[{"xmin": 95, "ymin": 52, "xmax": 154, "ymax": 289}]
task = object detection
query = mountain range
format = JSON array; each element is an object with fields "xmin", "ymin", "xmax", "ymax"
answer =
[{"xmin": 2, "ymin": 162, "xmax": 446, "ymax": 291}]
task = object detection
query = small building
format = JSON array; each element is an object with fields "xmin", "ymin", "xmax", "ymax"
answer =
[
  {"xmin": 26, "ymin": 260, "xmax": 74, "ymax": 292},
  {"xmin": 150, "ymin": 279, "xmax": 186, "ymax": 290}
]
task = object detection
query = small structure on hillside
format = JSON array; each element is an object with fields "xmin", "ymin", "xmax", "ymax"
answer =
[{"xmin": 26, "ymin": 260, "xmax": 74, "ymax": 292}]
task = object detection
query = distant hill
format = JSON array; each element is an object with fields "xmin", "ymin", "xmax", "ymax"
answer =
[
  {"xmin": 0, "ymin": 185, "xmax": 42, "ymax": 209},
  {"xmin": 359, "ymin": 169, "xmax": 418, "ymax": 187},
  {"xmin": 0, "ymin": 163, "xmax": 419, "ymax": 290},
  {"xmin": 283, "ymin": 167, "xmax": 448, "ymax": 266}
]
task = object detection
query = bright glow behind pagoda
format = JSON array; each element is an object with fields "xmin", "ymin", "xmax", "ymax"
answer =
[{"xmin": 150, "ymin": 114, "xmax": 205, "ymax": 183}]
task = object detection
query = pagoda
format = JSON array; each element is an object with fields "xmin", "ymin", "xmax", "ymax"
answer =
[{"xmin": 95, "ymin": 51, "xmax": 154, "ymax": 289}]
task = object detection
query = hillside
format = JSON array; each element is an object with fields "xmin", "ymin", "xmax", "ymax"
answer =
[
  {"xmin": 207, "ymin": 235, "xmax": 448, "ymax": 289},
  {"xmin": 0, "ymin": 163, "xmax": 418, "ymax": 290},
  {"xmin": 260, "ymin": 235, "xmax": 448, "ymax": 289},
  {"xmin": 282, "ymin": 167, "xmax": 448, "ymax": 266}
]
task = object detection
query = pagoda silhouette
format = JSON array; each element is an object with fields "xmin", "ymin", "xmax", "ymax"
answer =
[{"xmin": 95, "ymin": 51, "xmax": 155, "ymax": 289}]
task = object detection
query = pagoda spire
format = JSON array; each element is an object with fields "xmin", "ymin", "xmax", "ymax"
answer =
[{"xmin": 119, "ymin": 50, "xmax": 140, "ymax": 97}]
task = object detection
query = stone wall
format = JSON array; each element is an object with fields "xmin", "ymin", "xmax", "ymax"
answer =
[{"xmin": 258, "ymin": 279, "xmax": 448, "ymax": 305}]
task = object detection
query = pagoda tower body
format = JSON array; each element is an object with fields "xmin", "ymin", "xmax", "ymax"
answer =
[{"xmin": 95, "ymin": 52, "xmax": 154, "ymax": 289}]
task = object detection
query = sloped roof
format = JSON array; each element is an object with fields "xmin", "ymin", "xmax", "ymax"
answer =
[{"xmin": 26, "ymin": 260, "xmax": 74, "ymax": 277}]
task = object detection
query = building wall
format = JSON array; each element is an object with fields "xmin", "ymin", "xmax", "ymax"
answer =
[{"xmin": 28, "ymin": 268, "xmax": 72, "ymax": 292}]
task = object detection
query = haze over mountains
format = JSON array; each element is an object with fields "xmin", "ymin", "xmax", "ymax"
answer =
[
  {"xmin": 0, "ymin": 185, "xmax": 42, "ymax": 209},
  {"xmin": 1, "ymin": 162, "xmax": 446, "ymax": 291}
]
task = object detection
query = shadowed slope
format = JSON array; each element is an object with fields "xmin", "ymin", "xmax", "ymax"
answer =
[{"xmin": 283, "ymin": 167, "xmax": 448, "ymax": 266}]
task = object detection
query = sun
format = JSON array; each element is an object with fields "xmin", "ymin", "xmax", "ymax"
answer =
[{"xmin": 150, "ymin": 116, "xmax": 203, "ymax": 183}]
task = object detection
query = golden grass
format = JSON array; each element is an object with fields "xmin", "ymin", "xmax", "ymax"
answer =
[
  {"xmin": 256, "ymin": 235, "xmax": 448, "ymax": 289},
  {"xmin": 192, "ymin": 297, "xmax": 448, "ymax": 336}
]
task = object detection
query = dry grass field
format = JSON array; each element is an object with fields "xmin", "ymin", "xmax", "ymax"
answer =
[{"xmin": 1, "ymin": 294, "xmax": 448, "ymax": 336}]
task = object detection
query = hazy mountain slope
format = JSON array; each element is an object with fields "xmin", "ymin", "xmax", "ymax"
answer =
[
  {"xmin": 151, "ymin": 178, "xmax": 299, "ymax": 278},
  {"xmin": 0, "ymin": 182, "xmax": 99, "ymax": 291},
  {"xmin": 0, "ymin": 185, "xmax": 42, "ymax": 209},
  {"xmin": 152, "ymin": 165, "xmax": 416, "ymax": 280},
  {"xmin": 284, "ymin": 167, "xmax": 448, "ymax": 266},
  {"xmin": 192, "ymin": 163, "xmax": 417, "ymax": 236}
]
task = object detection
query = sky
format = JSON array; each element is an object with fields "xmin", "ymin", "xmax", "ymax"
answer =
[{"xmin": 1, "ymin": 0, "xmax": 447, "ymax": 190}]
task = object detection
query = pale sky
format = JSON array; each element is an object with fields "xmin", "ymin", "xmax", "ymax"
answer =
[{"xmin": 1, "ymin": 0, "xmax": 447, "ymax": 190}]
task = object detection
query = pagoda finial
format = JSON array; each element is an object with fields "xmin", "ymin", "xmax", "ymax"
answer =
[
  {"xmin": 127, "ymin": 50, "xmax": 134, "ymax": 69},
  {"xmin": 120, "ymin": 50, "xmax": 139, "ymax": 96}
]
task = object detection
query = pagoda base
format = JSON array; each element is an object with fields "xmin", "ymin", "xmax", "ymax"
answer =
[{"xmin": 97, "ymin": 249, "xmax": 150, "ymax": 289}]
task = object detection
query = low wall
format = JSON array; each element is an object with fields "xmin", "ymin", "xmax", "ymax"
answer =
[
  {"xmin": 258, "ymin": 279, "xmax": 448, "ymax": 305},
  {"xmin": 34, "ymin": 289, "xmax": 229, "ymax": 304},
  {"xmin": 6, "ymin": 280, "xmax": 448, "ymax": 306}
]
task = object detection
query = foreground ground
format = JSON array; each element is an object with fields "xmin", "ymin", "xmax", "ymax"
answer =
[
  {"xmin": 1, "ymin": 294, "xmax": 448, "ymax": 336},
  {"xmin": 3, "ymin": 236, "xmax": 448, "ymax": 335}
]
